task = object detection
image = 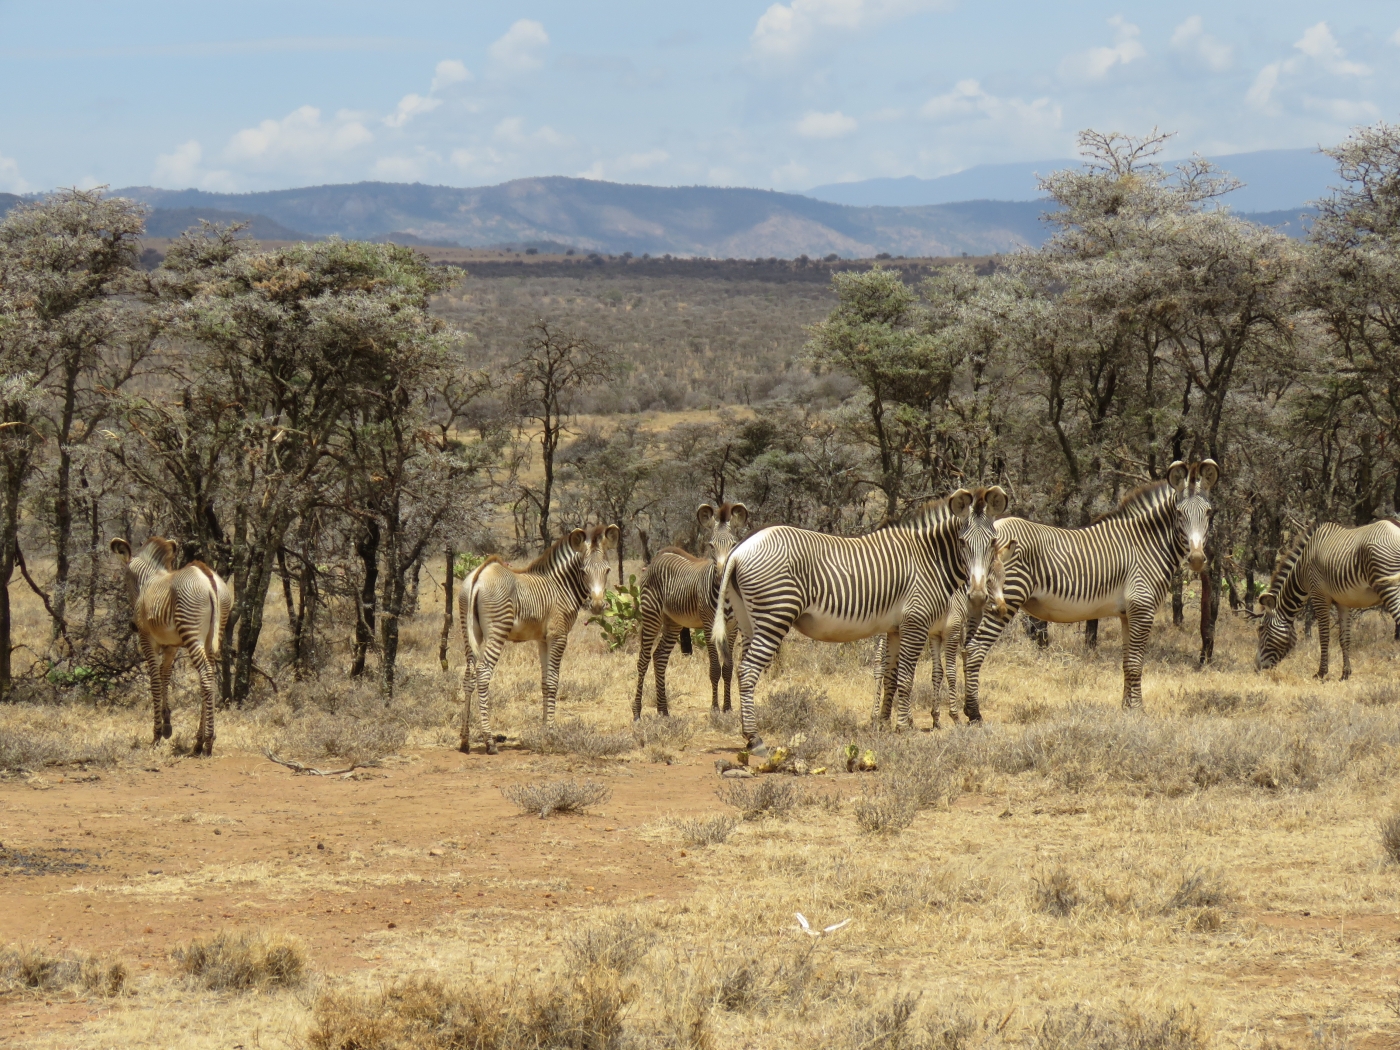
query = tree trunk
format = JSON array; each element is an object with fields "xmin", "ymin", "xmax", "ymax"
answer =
[
  {"xmin": 404, "ymin": 554, "xmax": 422, "ymax": 619},
  {"xmin": 439, "ymin": 545, "xmax": 455, "ymax": 671},
  {"xmin": 1171, "ymin": 570, "xmax": 1184, "ymax": 627},
  {"xmin": 49, "ymin": 364, "xmax": 79, "ymax": 646},
  {"xmin": 351, "ymin": 520, "xmax": 380, "ymax": 678},
  {"xmin": 0, "ymin": 474, "xmax": 19, "ymax": 701},
  {"xmin": 231, "ymin": 542, "xmax": 280, "ymax": 705},
  {"xmin": 83, "ymin": 476, "xmax": 99, "ymax": 639},
  {"xmin": 1198, "ymin": 554, "xmax": 1222, "ymax": 666},
  {"xmin": 380, "ymin": 521, "xmax": 404, "ymax": 700}
]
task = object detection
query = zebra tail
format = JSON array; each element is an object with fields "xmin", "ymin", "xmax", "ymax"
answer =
[
  {"xmin": 206, "ymin": 585, "xmax": 220, "ymax": 656},
  {"xmin": 461, "ymin": 563, "xmax": 487, "ymax": 660},
  {"xmin": 711, "ymin": 556, "xmax": 738, "ymax": 653}
]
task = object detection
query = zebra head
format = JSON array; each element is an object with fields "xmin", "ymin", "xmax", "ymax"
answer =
[
  {"xmin": 568, "ymin": 524, "xmax": 619, "ymax": 615},
  {"xmin": 110, "ymin": 536, "xmax": 177, "ymax": 606},
  {"xmin": 698, "ymin": 502, "xmax": 749, "ymax": 575},
  {"xmin": 987, "ymin": 537, "xmax": 1020, "ymax": 617},
  {"xmin": 949, "ymin": 486, "xmax": 1010, "ymax": 618},
  {"xmin": 1167, "ymin": 460, "xmax": 1219, "ymax": 573},
  {"xmin": 1253, "ymin": 592, "xmax": 1295, "ymax": 670}
]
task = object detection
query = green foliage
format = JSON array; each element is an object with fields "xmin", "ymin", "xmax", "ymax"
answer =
[
  {"xmin": 589, "ymin": 573, "xmax": 642, "ymax": 651},
  {"xmin": 454, "ymin": 551, "xmax": 486, "ymax": 577}
]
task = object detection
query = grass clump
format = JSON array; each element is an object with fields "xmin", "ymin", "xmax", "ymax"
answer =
[
  {"xmin": 756, "ymin": 685, "xmax": 840, "ymax": 736},
  {"xmin": 1034, "ymin": 867, "xmax": 1081, "ymax": 917},
  {"xmin": 708, "ymin": 942, "xmax": 851, "ymax": 1016},
  {"xmin": 717, "ymin": 777, "xmax": 811, "ymax": 821},
  {"xmin": 0, "ymin": 715, "xmax": 125, "ymax": 773},
  {"xmin": 1183, "ymin": 688, "xmax": 1268, "ymax": 717},
  {"xmin": 672, "ymin": 814, "xmax": 739, "ymax": 847},
  {"xmin": 1380, "ymin": 810, "xmax": 1400, "ymax": 865},
  {"xmin": 852, "ymin": 781, "xmax": 918, "ymax": 835},
  {"xmin": 522, "ymin": 720, "xmax": 634, "ymax": 760},
  {"xmin": 501, "ymin": 778, "xmax": 612, "ymax": 818},
  {"xmin": 0, "ymin": 944, "xmax": 127, "ymax": 997},
  {"xmin": 1010, "ymin": 700, "xmax": 1052, "ymax": 725},
  {"xmin": 1034, "ymin": 1004, "xmax": 1208, "ymax": 1050},
  {"xmin": 172, "ymin": 929, "xmax": 305, "ymax": 991}
]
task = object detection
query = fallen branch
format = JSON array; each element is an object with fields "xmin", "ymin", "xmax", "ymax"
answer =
[{"xmin": 263, "ymin": 749, "xmax": 379, "ymax": 777}]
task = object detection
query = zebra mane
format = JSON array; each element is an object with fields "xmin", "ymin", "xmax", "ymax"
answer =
[
  {"xmin": 1091, "ymin": 480, "xmax": 1175, "ymax": 524},
  {"xmin": 657, "ymin": 544, "xmax": 707, "ymax": 564},
  {"xmin": 521, "ymin": 534, "xmax": 576, "ymax": 574},
  {"xmin": 894, "ymin": 497, "xmax": 955, "ymax": 528},
  {"xmin": 138, "ymin": 537, "xmax": 178, "ymax": 569},
  {"xmin": 1263, "ymin": 526, "xmax": 1315, "ymax": 603}
]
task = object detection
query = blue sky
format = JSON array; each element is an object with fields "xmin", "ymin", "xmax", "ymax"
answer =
[{"xmin": 1, "ymin": 1, "xmax": 1398, "ymax": 194}]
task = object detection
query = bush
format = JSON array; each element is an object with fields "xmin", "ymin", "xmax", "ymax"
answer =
[
  {"xmin": 673, "ymin": 814, "xmax": 739, "ymax": 847},
  {"xmin": 501, "ymin": 778, "xmax": 612, "ymax": 818},
  {"xmin": 632, "ymin": 715, "xmax": 695, "ymax": 752},
  {"xmin": 566, "ymin": 916, "xmax": 653, "ymax": 975},
  {"xmin": 0, "ymin": 719, "xmax": 125, "ymax": 773},
  {"xmin": 1034, "ymin": 868, "xmax": 1080, "ymax": 917},
  {"xmin": 716, "ymin": 777, "xmax": 811, "ymax": 821},
  {"xmin": 1168, "ymin": 869, "xmax": 1233, "ymax": 911},
  {"xmin": 756, "ymin": 685, "xmax": 830, "ymax": 735},
  {"xmin": 522, "ymin": 720, "xmax": 634, "ymax": 760},
  {"xmin": 852, "ymin": 783, "xmax": 918, "ymax": 835},
  {"xmin": 173, "ymin": 929, "xmax": 305, "ymax": 991},
  {"xmin": 0, "ymin": 944, "xmax": 127, "ymax": 997},
  {"xmin": 1380, "ymin": 810, "xmax": 1400, "ymax": 865}
]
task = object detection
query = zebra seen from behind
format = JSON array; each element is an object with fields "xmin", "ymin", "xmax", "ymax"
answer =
[
  {"xmin": 1254, "ymin": 519, "xmax": 1400, "ymax": 678},
  {"xmin": 633, "ymin": 502, "xmax": 748, "ymax": 719},
  {"xmin": 713, "ymin": 487, "xmax": 1009, "ymax": 751},
  {"xmin": 111, "ymin": 537, "xmax": 233, "ymax": 756},
  {"xmin": 459, "ymin": 524, "xmax": 617, "ymax": 754},
  {"xmin": 960, "ymin": 460, "xmax": 1219, "ymax": 718}
]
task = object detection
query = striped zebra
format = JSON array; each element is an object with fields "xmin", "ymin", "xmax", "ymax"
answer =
[
  {"xmin": 713, "ymin": 487, "xmax": 1009, "ymax": 749},
  {"xmin": 871, "ymin": 536, "xmax": 1019, "ymax": 726},
  {"xmin": 1254, "ymin": 519, "xmax": 1400, "ymax": 678},
  {"xmin": 960, "ymin": 460, "xmax": 1219, "ymax": 718},
  {"xmin": 458, "ymin": 525, "xmax": 617, "ymax": 754},
  {"xmin": 110, "ymin": 537, "xmax": 233, "ymax": 755},
  {"xmin": 632, "ymin": 502, "xmax": 748, "ymax": 719}
]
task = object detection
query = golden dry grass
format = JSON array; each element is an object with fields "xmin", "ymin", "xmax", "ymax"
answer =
[{"xmin": 4, "ymin": 571, "xmax": 1400, "ymax": 1048}]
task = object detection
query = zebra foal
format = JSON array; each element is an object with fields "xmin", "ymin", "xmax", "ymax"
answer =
[
  {"xmin": 713, "ymin": 487, "xmax": 1008, "ymax": 749},
  {"xmin": 111, "ymin": 537, "xmax": 233, "ymax": 756},
  {"xmin": 458, "ymin": 524, "xmax": 617, "ymax": 754},
  {"xmin": 961, "ymin": 460, "xmax": 1219, "ymax": 718},
  {"xmin": 1255, "ymin": 519, "xmax": 1400, "ymax": 678},
  {"xmin": 633, "ymin": 502, "xmax": 748, "ymax": 719}
]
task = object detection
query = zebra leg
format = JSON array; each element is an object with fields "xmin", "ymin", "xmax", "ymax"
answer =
[
  {"xmin": 869, "ymin": 635, "xmax": 887, "ymax": 724},
  {"xmin": 458, "ymin": 651, "xmax": 476, "ymax": 754},
  {"xmin": 1337, "ymin": 604, "xmax": 1354, "ymax": 680},
  {"xmin": 1120, "ymin": 608, "xmax": 1155, "ymax": 710},
  {"xmin": 735, "ymin": 616, "xmax": 791, "ymax": 751},
  {"xmin": 893, "ymin": 618, "xmax": 931, "ymax": 730},
  {"xmin": 719, "ymin": 619, "xmax": 736, "ymax": 713},
  {"xmin": 652, "ymin": 620, "xmax": 682, "ymax": 716},
  {"xmin": 473, "ymin": 628, "xmax": 509, "ymax": 755},
  {"xmin": 540, "ymin": 633, "xmax": 570, "ymax": 726},
  {"xmin": 704, "ymin": 622, "xmax": 724, "ymax": 710},
  {"xmin": 929, "ymin": 635, "xmax": 944, "ymax": 729},
  {"xmin": 942, "ymin": 628, "xmax": 962, "ymax": 726},
  {"xmin": 633, "ymin": 594, "xmax": 662, "ymax": 720},
  {"xmin": 878, "ymin": 631, "xmax": 901, "ymax": 724},
  {"xmin": 185, "ymin": 642, "xmax": 219, "ymax": 756},
  {"xmin": 1313, "ymin": 594, "xmax": 1333, "ymax": 679},
  {"xmin": 141, "ymin": 638, "xmax": 167, "ymax": 745},
  {"xmin": 961, "ymin": 611, "xmax": 1014, "ymax": 723}
]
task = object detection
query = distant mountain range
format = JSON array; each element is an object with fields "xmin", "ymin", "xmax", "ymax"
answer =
[{"xmin": 806, "ymin": 148, "xmax": 1337, "ymax": 213}]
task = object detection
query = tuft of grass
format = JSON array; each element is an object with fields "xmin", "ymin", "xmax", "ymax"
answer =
[
  {"xmin": 716, "ymin": 777, "xmax": 811, "ymax": 821},
  {"xmin": 0, "ymin": 722, "xmax": 125, "ymax": 772},
  {"xmin": 1380, "ymin": 810, "xmax": 1400, "ymax": 865},
  {"xmin": 1183, "ymin": 688, "xmax": 1268, "ymax": 717},
  {"xmin": 756, "ymin": 685, "xmax": 831, "ymax": 735},
  {"xmin": 1359, "ymin": 684, "xmax": 1400, "ymax": 707},
  {"xmin": 501, "ymin": 778, "xmax": 612, "ymax": 818},
  {"xmin": 1034, "ymin": 1004, "xmax": 1208, "ymax": 1050},
  {"xmin": 672, "ymin": 814, "xmax": 739, "ymax": 847},
  {"xmin": 567, "ymin": 916, "xmax": 654, "ymax": 976},
  {"xmin": 632, "ymin": 715, "xmax": 695, "ymax": 752},
  {"xmin": 1034, "ymin": 867, "xmax": 1081, "ymax": 917},
  {"xmin": 708, "ymin": 942, "xmax": 851, "ymax": 1017},
  {"xmin": 0, "ymin": 944, "xmax": 127, "ymax": 997},
  {"xmin": 1010, "ymin": 699, "xmax": 1052, "ymax": 725},
  {"xmin": 522, "ymin": 720, "xmax": 634, "ymax": 760},
  {"xmin": 1168, "ymin": 868, "xmax": 1233, "ymax": 911},
  {"xmin": 172, "ymin": 929, "xmax": 306, "ymax": 991},
  {"xmin": 852, "ymin": 782, "xmax": 918, "ymax": 835}
]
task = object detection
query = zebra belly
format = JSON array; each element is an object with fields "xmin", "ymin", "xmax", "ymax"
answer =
[
  {"xmin": 506, "ymin": 620, "xmax": 546, "ymax": 642},
  {"xmin": 793, "ymin": 607, "xmax": 900, "ymax": 643},
  {"xmin": 1022, "ymin": 593, "xmax": 1123, "ymax": 623},
  {"xmin": 141, "ymin": 621, "xmax": 184, "ymax": 647},
  {"xmin": 1327, "ymin": 583, "xmax": 1380, "ymax": 610}
]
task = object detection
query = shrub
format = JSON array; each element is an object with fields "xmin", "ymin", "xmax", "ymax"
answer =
[
  {"xmin": 0, "ymin": 721, "xmax": 125, "ymax": 772},
  {"xmin": 632, "ymin": 715, "xmax": 695, "ymax": 752},
  {"xmin": 1168, "ymin": 869, "xmax": 1233, "ymax": 911},
  {"xmin": 522, "ymin": 720, "xmax": 634, "ymax": 760},
  {"xmin": 1034, "ymin": 868, "xmax": 1080, "ymax": 917},
  {"xmin": 173, "ymin": 929, "xmax": 305, "ymax": 991},
  {"xmin": 566, "ymin": 916, "xmax": 653, "ymax": 975},
  {"xmin": 0, "ymin": 944, "xmax": 127, "ymax": 997},
  {"xmin": 852, "ymin": 783, "xmax": 918, "ymax": 835},
  {"xmin": 673, "ymin": 814, "xmax": 739, "ymax": 847},
  {"xmin": 716, "ymin": 777, "xmax": 811, "ymax": 821},
  {"xmin": 1380, "ymin": 810, "xmax": 1400, "ymax": 865},
  {"xmin": 501, "ymin": 778, "xmax": 612, "ymax": 818},
  {"xmin": 708, "ymin": 942, "xmax": 849, "ymax": 1016},
  {"xmin": 756, "ymin": 685, "xmax": 830, "ymax": 735}
]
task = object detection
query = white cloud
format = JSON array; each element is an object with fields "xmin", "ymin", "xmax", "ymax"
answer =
[
  {"xmin": 1246, "ymin": 62, "xmax": 1285, "ymax": 110},
  {"xmin": 1393, "ymin": 27, "xmax": 1400, "ymax": 46},
  {"xmin": 1061, "ymin": 15, "xmax": 1145, "ymax": 80},
  {"xmin": 224, "ymin": 106, "xmax": 373, "ymax": 167},
  {"xmin": 152, "ymin": 139, "xmax": 238, "ymax": 190},
  {"xmin": 770, "ymin": 160, "xmax": 810, "ymax": 187},
  {"xmin": 0, "ymin": 151, "xmax": 30, "ymax": 193},
  {"xmin": 384, "ymin": 93, "xmax": 441, "ymax": 128},
  {"xmin": 751, "ymin": 0, "xmax": 947, "ymax": 59},
  {"xmin": 796, "ymin": 110, "xmax": 858, "ymax": 138},
  {"xmin": 1304, "ymin": 96, "xmax": 1380, "ymax": 123},
  {"xmin": 489, "ymin": 20, "xmax": 549, "ymax": 71},
  {"xmin": 1170, "ymin": 16, "xmax": 1232, "ymax": 71},
  {"xmin": 431, "ymin": 59, "xmax": 471, "ymax": 91},
  {"xmin": 493, "ymin": 117, "xmax": 567, "ymax": 148},
  {"xmin": 1294, "ymin": 22, "xmax": 1369, "ymax": 76},
  {"xmin": 921, "ymin": 79, "xmax": 1061, "ymax": 130},
  {"xmin": 578, "ymin": 149, "xmax": 670, "ymax": 180},
  {"xmin": 372, "ymin": 155, "xmax": 429, "ymax": 181}
]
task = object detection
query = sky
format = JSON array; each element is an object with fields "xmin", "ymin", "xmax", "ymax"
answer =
[{"xmin": 1, "ymin": 1, "xmax": 1398, "ymax": 195}]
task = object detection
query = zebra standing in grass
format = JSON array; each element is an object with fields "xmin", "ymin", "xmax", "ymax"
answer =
[
  {"xmin": 633, "ymin": 502, "xmax": 748, "ymax": 719},
  {"xmin": 960, "ymin": 461, "xmax": 1219, "ymax": 719},
  {"xmin": 459, "ymin": 525, "xmax": 617, "ymax": 754},
  {"xmin": 1254, "ymin": 519, "xmax": 1400, "ymax": 678},
  {"xmin": 713, "ymin": 487, "xmax": 1009, "ymax": 750},
  {"xmin": 110, "ymin": 537, "xmax": 233, "ymax": 756}
]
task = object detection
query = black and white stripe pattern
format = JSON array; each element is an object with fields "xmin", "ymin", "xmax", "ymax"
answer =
[
  {"xmin": 961, "ymin": 460, "xmax": 1219, "ymax": 717},
  {"xmin": 111, "ymin": 537, "xmax": 232, "ymax": 756},
  {"xmin": 713, "ymin": 487, "xmax": 1007, "ymax": 746},
  {"xmin": 633, "ymin": 502, "xmax": 748, "ymax": 719},
  {"xmin": 1255, "ymin": 519, "xmax": 1400, "ymax": 678},
  {"xmin": 458, "ymin": 525, "xmax": 617, "ymax": 754}
]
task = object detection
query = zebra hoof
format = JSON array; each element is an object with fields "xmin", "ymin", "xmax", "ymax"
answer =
[
  {"xmin": 458, "ymin": 740, "xmax": 471, "ymax": 755},
  {"xmin": 746, "ymin": 736, "xmax": 769, "ymax": 758},
  {"xmin": 486, "ymin": 741, "xmax": 499, "ymax": 756}
]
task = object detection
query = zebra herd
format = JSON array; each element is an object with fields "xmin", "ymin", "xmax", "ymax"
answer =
[{"xmin": 111, "ymin": 456, "xmax": 1400, "ymax": 757}]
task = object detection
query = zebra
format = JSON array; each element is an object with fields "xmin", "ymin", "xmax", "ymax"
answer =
[
  {"xmin": 712, "ymin": 487, "xmax": 1009, "ymax": 750},
  {"xmin": 632, "ymin": 502, "xmax": 748, "ymax": 719},
  {"xmin": 1254, "ymin": 519, "xmax": 1400, "ymax": 678},
  {"xmin": 458, "ymin": 524, "xmax": 617, "ymax": 754},
  {"xmin": 871, "ymin": 536, "xmax": 1019, "ymax": 727},
  {"xmin": 960, "ymin": 460, "xmax": 1219, "ymax": 719},
  {"xmin": 110, "ymin": 537, "xmax": 233, "ymax": 756}
]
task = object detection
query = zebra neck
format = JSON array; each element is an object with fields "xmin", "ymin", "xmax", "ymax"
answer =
[{"xmin": 1272, "ymin": 553, "xmax": 1311, "ymax": 619}]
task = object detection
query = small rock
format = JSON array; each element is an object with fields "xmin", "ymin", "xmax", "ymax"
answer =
[
  {"xmin": 428, "ymin": 848, "xmax": 443, "ymax": 857},
  {"xmin": 722, "ymin": 767, "xmax": 754, "ymax": 779},
  {"xmin": 213, "ymin": 829, "xmax": 221, "ymax": 835},
  {"xmin": 387, "ymin": 922, "xmax": 397, "ymax": 929}
]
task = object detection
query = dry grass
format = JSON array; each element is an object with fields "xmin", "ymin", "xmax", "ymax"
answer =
[
  {"xmin": 1381, "ymin": 810, "xmax": 1400, "ymax": 865},
  {"xmin": 520, "ymin": 719, "xmax": 635, "ymax": 760},
  {"xmin": 716, "ymin": 776, "xmax": 814, "ymax": 821},
  {"xmin": 0, "ymin": 944, "xmax": 127, "ymax": 998},
  {"xmin": 500, "ymin": 777, "xmax": 613, "ymax": 818},
  {"xmin": 172, "ymin": 930, "xmax": 306, "ymax": 991},
  {"xmin": 671, "ymin": 814, "xmax": 739, "ymax": 847}
]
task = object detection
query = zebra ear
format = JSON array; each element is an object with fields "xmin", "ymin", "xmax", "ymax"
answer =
[
  {"xmin": 1167, "ymin": 461, "xmax": 1189, "ymax": 490},
  {"xmin": 109, "ymin": 537, "xmax": 132, "ymax": 563},
  {"xmin": 568, "ymin": 528, "xmax": 588, "ymax": 553},
  {"xmin": 948, "ymin": 489, "xmax": 974, "ymax": 519},
  {"xmin": 1197, "ymin": 460, "xmax": 1220, "ymax": 491},
  {"xmin": 729, "ymin": 503, "xmax": 749, "ymax": 530},
  {"xmin": 984, "ymin": 486, "xmax": 1009, "ymax": 517},
  {"xmin": 603, "ymin": 524, "xmax": 620, "ymax": 551},
  {"xmin": 1258, "ymin": 593, "xmax": 1277, "ymax": 612},
  {"xmin": 696, "ymin": 504, "xmax": 716, "ymax": 527}
]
